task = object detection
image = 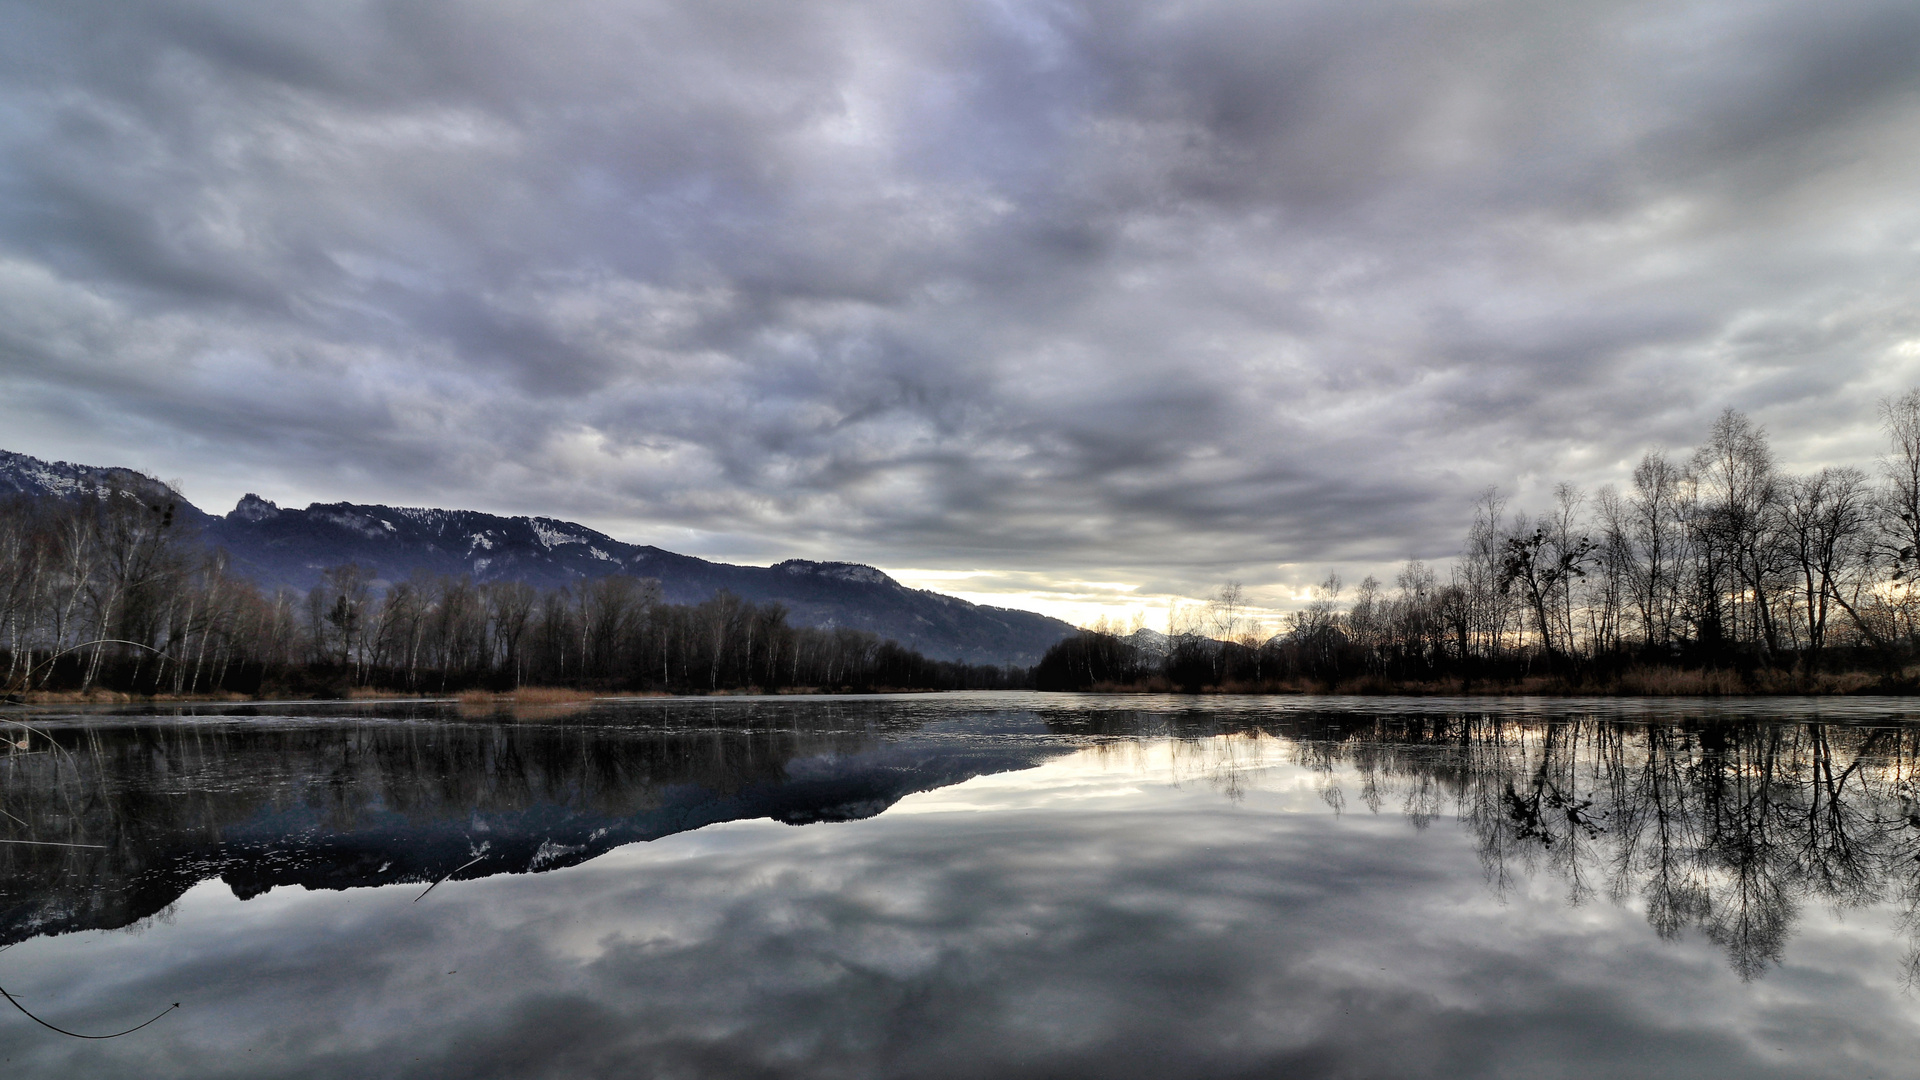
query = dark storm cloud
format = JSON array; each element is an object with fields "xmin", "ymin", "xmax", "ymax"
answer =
[{"xmin": 5, "ymin": 0, "xmax": 1920, "ymax": 610}]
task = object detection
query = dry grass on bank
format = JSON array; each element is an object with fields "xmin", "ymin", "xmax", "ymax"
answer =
[
  {"xmin": 1603, "ymin": 668, "xmax": 1750, "ymax": 695},
  {"xmin": 12, "ymin": 688, "xmax": 136, "ymax": 704},
  {"xmin": 455, "ymin": 686, "xmax": 598, "ymax": 705},
  {"xmin": 141, "ymin": 690, "xmax": 249, "ymax": 703},
  {"xmin": 9, "ymin": 688, "xmax": 247, "ymax": 705},
  {"xmin": 452, "ymin": 686, "xmax": 601, "ymax": 717},
  {"xmin": 346, "ymin": 687, "xmax": 431, "ymax": 700},
  {"xmin": 1600, "ymin": 667, "xmax": 1878, "ymax": 695}
]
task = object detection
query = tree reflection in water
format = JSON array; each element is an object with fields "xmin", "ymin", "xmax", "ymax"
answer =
[{"xmin": 1102, "ymin": 711, "xmax": 1920, "ymax": 982}]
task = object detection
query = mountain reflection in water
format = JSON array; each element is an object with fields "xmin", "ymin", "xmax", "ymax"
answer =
[
  {"xmin": 5, "ymin": 694, "xmax": 1920, "ymax": 1080},
  {"xmin": 2, "ymin": 698, "xmax": 1066, "ymax": 944}
]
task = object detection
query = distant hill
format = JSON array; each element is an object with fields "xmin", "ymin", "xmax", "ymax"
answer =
[{"xmin": 0, "ymin": 449, "xmax": 1074, "ymax": 666}]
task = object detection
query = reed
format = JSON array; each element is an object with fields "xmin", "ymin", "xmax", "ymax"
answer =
[{"xmin": 452, "ymin": 686, "xmax": 599, "ymax": 716}]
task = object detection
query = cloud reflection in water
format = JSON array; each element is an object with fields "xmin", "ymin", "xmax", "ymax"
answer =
[{"xmin": 5, "ymin": 701, "xmax": 1920, "ymax": 1078}]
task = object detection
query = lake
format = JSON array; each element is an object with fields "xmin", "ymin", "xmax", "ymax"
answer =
[{"xmin": 4, "ymin": 692, "xmax": 1920, "ymax": 1078}]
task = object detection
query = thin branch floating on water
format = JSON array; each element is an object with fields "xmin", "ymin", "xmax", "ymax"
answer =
[
  {"xmin": 0, "ymin": 985, "xmax": 178, "ymax": 1039},
  {"xmin": 414, "ymin": 854, "xmax": 487, "ymax": 902},
  {"xmin": 0, "ymin": 840, "xmax": 107, "ymax": 849}
]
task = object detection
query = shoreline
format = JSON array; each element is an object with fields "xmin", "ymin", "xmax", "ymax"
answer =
[
  {"xmin": 8, "ymin": 676, "xmax": 1920, "ymax": 707},
  {"xmin": 1070, "ymin": 668, "xmax": 1913, "ymax": 697},
  {"xmin": 1, "ymin": 684, "xmax": 954, "ymax": 707}
]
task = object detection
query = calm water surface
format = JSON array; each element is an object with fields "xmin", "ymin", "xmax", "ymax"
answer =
[{"xmin": 4, "ymin": 692, "xmax": 1920, "ymax": 1078}]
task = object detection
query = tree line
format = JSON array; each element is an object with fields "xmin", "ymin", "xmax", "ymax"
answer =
[
  {"xmin": 1039, "ymin": 392, "xmax": 1920, "ymax": 691},
  {"xmin": 0, "ymin": 487, "xmax": 1019, "ymax": 697}
]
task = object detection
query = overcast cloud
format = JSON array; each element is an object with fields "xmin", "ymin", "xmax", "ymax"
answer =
[{"xmin": 4, "ymin": 0, "xmax": 1920, "ymax": 623}]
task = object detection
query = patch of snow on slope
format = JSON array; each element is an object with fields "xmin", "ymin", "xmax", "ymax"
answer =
[
  {"xmin": 314, "ymin": 509, "xmax": 392, "ymax": 539},
  {"xmin": 530, "ymin": 521, "xmax": 584, "ymax": 548},
  {"xmin": 530, "ymin": 839, "xmax": 584, "ymax": 869}
]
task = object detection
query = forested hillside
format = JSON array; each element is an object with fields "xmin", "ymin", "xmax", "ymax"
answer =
[{"xmin": 0, "ymin": 479, "xmax": 1023, "ymax": 697}]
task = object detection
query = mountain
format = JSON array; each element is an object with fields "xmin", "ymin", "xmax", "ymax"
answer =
[
  {"xmin": 0, "ymin": 448, "xmax": 210, "ymax": 520},
  {"xmin": 1125, "ymin": 627, "xmax": 1172, "ymax": 658},
  {"xmin": 0, "ymin": 450, "xmax": 1074, "ymax": 666}
]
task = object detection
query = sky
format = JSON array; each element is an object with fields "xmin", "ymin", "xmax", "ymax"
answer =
[{"xmin": 4, "ymin": 0, "xmax": 1920, "ymax": 629}]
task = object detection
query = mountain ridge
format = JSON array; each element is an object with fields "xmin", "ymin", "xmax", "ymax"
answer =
[{"xmin": 0, "ymin": 449, "xmax": 1073, "ymax": 666}]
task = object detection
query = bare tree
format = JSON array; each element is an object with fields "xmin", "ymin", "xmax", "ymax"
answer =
[
  {"xmin": 1499, "ymin": 512, "xmax": 1594, "ymax": 666},
  {"xmin": 1588, "ymin": 485, "xmax": 1633, "ymax": 657},
  {"xmin": 1207, "ymin": 581, "xmax": 1247, "ymax": 641},
  {"xmin": 1347, "ymin": 575, "xmax": 1385, "ymax": 673},
  {"xmin": 485, "ymin": 580, "xmax": 538, "ymax": 687},
  {"xmin": 1629, "ymin": 452, "xmax": 1689, "ymax": 649},
  {"xmin": 1463, "ymin": 488, "xmax": 1514, "ymax": 657},
  {"xmin": 1878, "ymin": 389, "xmax": 1920, "ymax": 643},
  {"xmin": 1284, "ymin": 574, "xmax": 1343, "ymax": 676},
  {"xmin": 1390, "ymin": 560, "xmax": 1442, "ymax": 669},
  {"xmin": 1778, "ymin": 468, "xmax": 1871, "ymax": 662},
  {"xmin": 1691, "ymin": 410, "xmax": 1783, "ymax": 654}
]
